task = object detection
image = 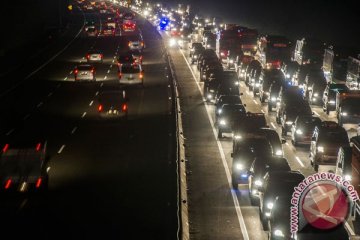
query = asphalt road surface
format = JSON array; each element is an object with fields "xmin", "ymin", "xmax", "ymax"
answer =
[{"xmin": 0, "ymin": 5, "xmax": 178, "ymax": 240}]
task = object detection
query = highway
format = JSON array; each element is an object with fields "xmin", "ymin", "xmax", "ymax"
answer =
[
  {"xmin": 0, "ymin": 4, "xmax": 178, "ymax": 239},
  {"xmin": 167, "ymin": 34, "xmax": 359, "ymax": 239}
]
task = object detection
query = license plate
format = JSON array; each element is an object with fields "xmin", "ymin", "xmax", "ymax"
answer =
[{"xmin": 81, "ymin": 72, "xmax": 88, "ymax": 75}]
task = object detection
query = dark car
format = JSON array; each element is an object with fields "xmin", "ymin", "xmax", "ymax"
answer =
[
  {"xmin": 97, "ymin": 90, "xmax": 128, "ymax": 118},
  {"xmin": 233, "ymin": 113, "xmax": 268, "ymax": 143},
  {"xmin": 214, "ymin": 79, "xmax": 240, "ymax": 103},
  {"xmin": 215, "ymin": 95, "xmax": 242, "ymax": 117},
  {"xmin": 268, "ymin": 195, "xmax": 292, "ymax": 240},
  {"xmin": 267, "ymin": 82, "xmax": 283, "ymax": 112},
  {"xmin": 310, "ymin": 121, "xmax": 349, "ymax": 171},
  {"xmin": 248, "ymin": 157, "xmax": 291, "ymax": 206},
  {"xmin": 190, "ymin": 44, "xmax": 205, "ymax": 64},
  {"xmin": 259, "ymin": 69, "xmax": 285, "ymax": 103},
  {"xmin": 217, "ymin": 104, "xmax": 247, "ymax": 138},
  {"xmin": 305, "ymin": 71, "xmax": 327, "ymax": 105},
  {"xmin": 291, "ymin": 116, "xmax": 322, "ymax": 146},
  {"xmin": 281, "ymin": 60, "xmax": 299, "ymax": 82},
  {"xmin": 245, "ymin": 60, "xmax": 262, "ymax": 86},
  {"xmin": 117, "ymin": 53, "xmax": 135, "ymax": 66},
  {"xmin": 231, "ymin": 137, "xmax": 273, "ymax": 189},
  {"xmin": 128, "ymin": 49, "xmax": 143, "ymax": 64},
  {"xmin": 322, "ymin": 83, "xmax": 349, "ymax": 114},
  {"xmin": 258, "ymin": 171, "xmax": 305, "ymax": 230}
]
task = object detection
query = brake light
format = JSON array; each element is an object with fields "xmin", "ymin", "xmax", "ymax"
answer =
[
  {"xmin": 128, "ymin": 42, "xmax": 131, "ymax": 47},
  {"xmin": 86, "ymin": 54, "xmax": 90, "ymax": 59},
  {"xmin": 91, "ymin": 68, "xmax": 94, "ymax": 73},
  {"xmin": 74, "ymin": 69, "xmax": 78, "ymax": 74},
  {"xmin": 35, "ymin": 178, "xmax": 42, "ymax": 188},
  {"xmin": 2, "ymin": 144, "xmax": 9, "ymax": 152},
  {"xmin": 100, "ymin": 54, "xmax": 103, "ymax": 58},
  {"xmin": 122, "ymin": 104, "xmax": 127, "ymax": 111},
  {"xmin": 4, "ymin": 179, "xmax": 11, "ymax": 189},
  {"xmin": 140, "ymin": 73, "xmax": 143, "ymax": 78},
  {"xmin": 141, "ymin": 42, "xmax": 144, "ymax": 46},
  {"xmin": 98, "ymin": 105, "xmax": 103, "ymax": 112},
  {"xmin": 36, "ymin": 143, "xmax": 41, "ymax": 151}
]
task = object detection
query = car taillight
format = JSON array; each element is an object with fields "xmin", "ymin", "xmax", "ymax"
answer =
[
  {"xmin": 122, "ymin": 104, "xmax": 127, "ymax": 111},
  {"xmin": 36, "ymin": 178, "xmax": 42, "ymax": 188},
  {"xmin": 140, "ymin": 73, "xmax": 143, "ymax": 78},
  {"xmin": 86, "ymin": 54, "xmax": 90, "ymax": 59},
  {"xmin": 140, "ymin": 56, "xmax": 143, "ymax": 60},
  {"xmin": 74, "ymin": 69, "xmax": 78, "ymax": 74},
  {"xmin": 98, "ymin": 105, "xmax": 103, "ymax": 112},
  {"xmin": 4, "ymin": 179, "xmax": 11, "ymax": 189},
  {"xmin": 141, "ymin": 42, "xmax": 144, "ymax": 46},
  {"xmin": 36, "ymin": 143, "xmax": 41, "ymax": 151},
  {"xmin": 2, "ymin": 143, "xmax": 9, "ymax": 152},
  {"xmin": 100, "ymin": 54, "xmax": 103, "ymax": 58},
  {"xmin": 91, "ymin": 69, "xmax": 94, "ymax": 73},
  {"xmin": 128, "ymin": 42, "xmax": 131, "ymax": 47}
]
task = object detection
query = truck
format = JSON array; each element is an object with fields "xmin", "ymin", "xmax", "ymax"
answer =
[
  {"xmin": 335, "ymin": 136, "xmax": 360, "ymax": 220},
  {"xmin": 238, "ymin": 28, "xmax": 258, "ymax": 56},
  {"xmin": 336, "ymin": 90, "xmax": 360, "ymax": 126},
  {"xmin": 0, "ymin": 141, "xmax": 49, "ymax": 193},
  {"xmin": 122, "ymin": 19, "xmax": 136, "ymax": 32},
  {"xmin": 256, "ymin": 35, "xmax": 292, "ymax": 70},
  {"xmin": 346, "ymin": 56, "xmax": 360, "ymax": 90},
  {"xmin": 323, "ymin": 46, "xmax": 355, "ymax": 83},
  {"xmin": 216, "ymin": 25, "xmax": 245, "ymax": 63},
  {"xmin": 293, "ymin": 37, "xmax": 325, "ymax": 66}
]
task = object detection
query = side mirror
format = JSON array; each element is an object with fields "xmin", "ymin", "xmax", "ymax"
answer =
[{"xmin": 281, "ymin": 139, "xmax": 286, "ymax": 144}]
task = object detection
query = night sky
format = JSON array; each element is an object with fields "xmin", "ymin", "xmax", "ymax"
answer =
[{"xmin": 162, "ymin": 0, "xmax": 360, "ymax": 50}]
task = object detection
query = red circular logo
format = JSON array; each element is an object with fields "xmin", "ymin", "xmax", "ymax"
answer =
[{"xmin": 301, "ymin": 182, "xmax": 349, "ymax": 230}]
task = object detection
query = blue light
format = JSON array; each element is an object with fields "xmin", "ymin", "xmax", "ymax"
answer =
[
  {"xmin": 241, "ymin": 174, "xmax": 248, "ymax": 178},
  {"xmin": 159, "ymin": 17, "xmax": 169, "ymax": 30}
]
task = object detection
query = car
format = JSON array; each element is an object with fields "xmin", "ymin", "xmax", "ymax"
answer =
[
  {"xmin": 259, "ymin": 69, "xmax": 285, "ymax": 103},
  {"xmin": 294, "ymin": 224, "xmax": 349, "ymax": 240},
  {"xmin": 84, "ymin": 21, "xmax": 96, "ymax": 31},
  {"xmin": 117, "ymin": 53, "xmax": 135, "ymax": 66},
  {"xmin": 268, "ymin": 195, "xmax": 292, "ymax": 240},
  {"xmin": 102, "ymin": 25, "xmax": 115, "ymax": 36},
  {"xmin": 204, "ymin": 71, "xmax": 222, "ymax": 102},
  {"xmin": 232, "ymin": 112, "xmax": 268, "ymax": 143},
  {"xmin": 258, "ymin": 171, "xmax": 305, "ymax": 230},
  {"xmin": 215, "ymin": 95, "xmax": 242, "ymax": 117},
  {"xmin": 267, "ymin": 82, "xmax": 283, "ymax": 112},
  {"xmin": 245, "ymin": 59, "xmax": 261, "ymax": 86},
  {"xmin": 86, "ymin": 27, "xmax": 98, "ymax": 37},
  {"xmin": 214, "ymin": 80, "xmax": 240, "ymax": 103},
  {"xmin": 235, "ymin": 55, "xmax": 254, "ymax": 80},
  {"xmin": 217, "ymin": 104, "xmax": 246, "ymax": 138},
  {"xmin": 86, "ymin": 50, "xmax": 103, "ymax": 63},
  {"xmin": 291, "ymin": 116, "xmax": 322, "ymax": 146},
  {"xmin": 231, "ymin": 136, "xmax": 273, "ymax": 189},
  {"xmin": 118, "ymin": 63, "xmax": 144, "ymax": 85},
  {"xmin": 303, "ymin": 69, "xmax": 326, "ymax": 99},
  {"xmin": 127, "ymin": 35, "xmax": 145, "ymax": 50},
  {"xmin": 74, "ymin": 64, "xmax": 96, "ymax": 81},
  {"xmin": 305, "ymin": 72, "xmax": 327, "ymax": 105},
  {"xmin": 248, "ymin": 157, "xmax": 291, "ymax": 206},
  {"xmin": 281, "ymin": 60, "xmax": 299, "ymax": 82},
  {"xmin": 97, "ymin": 90, "xmax": 128, "ymax": 119},
  {"xmin": 190, "ymin": 45, "xmax": 205, "ymax": 64},
  {"xmin": 256, "ymin": 128, "xmax": 286, "ymax": 157},
  {"xmin": 128, "ymin": 49, "xmax": 143, "ymax": 64},
  {"xmin": 248, "ymin": 67, "xmax": 262, "ymax": 95},
  {"xmin": 310, "ymin": 121, "xmax": 349, "ymax": 171},
  {"xmin": 322, "ymin": 83, "xmax": 349, "ymax": 114}
]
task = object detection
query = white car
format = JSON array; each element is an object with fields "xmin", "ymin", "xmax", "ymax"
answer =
[
  {"xmin": 86, "ymin": 50, "xmax": 103, "ymax": 63},
  {"xmin": 127, "ymin": 35, "xmax": 144, "ymax": 50},
  {"xmin": 118, "ymin": 64, "xmax": 144, "ymax": 85},
  {"xmin": 74, "ymin": 64, "xmax": 96, "ymax": 81}
]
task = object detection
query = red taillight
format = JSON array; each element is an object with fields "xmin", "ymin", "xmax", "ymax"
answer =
[
  {"xmin": 86, "ymin": 54, "xmax": 90, "ymax": 59},
  {"xmin": 122, "ymin": 104, "xmax": 127, "ymax": 111},
  {"xmin": 36, "ymin": 143, "xmax": 41, "ymax": 151},
  {"xmin": 100, "ymin": 54, "xmax": 103, "ymax": 58},
  {"xmin": 2, "ymin": 144, "xmax": 9, "ymax": 152},
  {"xmin": 4, "ymin": 179, "xmax": 11, "ymax": 189},
  {"xmin": 36, "ymin": 178, "xmax": 42, "ymax": 188},
  {"xmin": 91, "ymin": 68, "xmax": 94, "ymax": 73},
  {"xmin": 74, "ymin": 69, "xmax": 78, "ymax": 74},
  {"xmin": 140, "ymin": 73, "xmax": 143, "ymax": 78},
  {"xmin": 98, "ymin": 105, "xmax": 103, "ymax": 112},
  {"xmin": 128, "ymin": 42, "xmax": 131, "ymax": 47},
  {"xmin": 140, "ymin": 56, "xmax": 143, "ymax": 60},
  {"xmin": 141, "ymin": 42, "xmax": 144, "ymax": 46}
]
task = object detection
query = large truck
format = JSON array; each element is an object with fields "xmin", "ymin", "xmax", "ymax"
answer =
[
  {"xmin": 346, "ymin": 56, "xmax": 360, "ymax": 90},
  {"xmin": 336, "ymin": 90, "xmax": 360, "ymax": 126},
  {"xmin": 256, "ymin": 35, "xmax": 292, "ymax": 70},
  {"xmin": 0, "ymin": 141, "xmax": 49, "ymax": 193},
  {"xmin": 336, "ymin": 136, "xmax": 360, "ymax": 219},
  {"xmin": 323, "ymin": 47, "xmax": 355, "ymax": 83},
  {"xmin": 293, "ymin": 37, "xmax": 325, "ymax": 66},
  {"xmin": 238, "ymin": 28, "xmax": 258, "ymax": 56},
  {"xmin": 216, "ymin": 25, "xmax": 244, "ymax": 63}
]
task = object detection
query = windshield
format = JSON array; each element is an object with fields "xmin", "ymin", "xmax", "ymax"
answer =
[{"xmin": 267, "ymin": 46, "xmax": 291, "ymax": 62}]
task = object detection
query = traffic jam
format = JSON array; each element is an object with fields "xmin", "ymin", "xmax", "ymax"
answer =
[
  {"xmin": 141, "ymin": 2, "xmax": 360, "ymax": 239},
  {"xmin": 1, "ymin": 0, "xmax": 360, "ymax": 239}
]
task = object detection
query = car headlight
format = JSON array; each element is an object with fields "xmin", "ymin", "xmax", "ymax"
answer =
[
  {"xmin": 218, "ymin": 109, "xmax": 222, "ymax": 114},
  {"xmin": 254, "ymin": 179, "xmax": 263, "ymax": 186},
  {"xmin": 313, "ymin": 92, "xmax": 319, "ymax": 97},
  {"xmin": 296, "ymin": 129, "xmax": 303, "ymax": 135},
  {"xmin": 344, "ymin": 175, "xmax": 352, "ymax": 181},
  {"xmin": 317, "ymin": 146, "xmax": 324, "ymax": 152},
  {"xmin": 234, "ymin": 135, "xmax": 242, "ymax": 140},
  {"xmin": 341, "ymin": 112, "xmax": 347, "ymax": 116},
  {"xmin": 220, "ymin": 52, "xmax": 225, "ymax": 56},
  {"xmin": 169, "ymin": 38, "xmax": 176, "ymax": 46},
  {"xmin": 235, "ymin": 81, "xmax": 239, "ymax": 85},
  {"xmin": 207, "ymin": 94, "xmax": 213, "ymax": 99},
  {"xmin": 271, "ymin": 97, "xmax": 276, "ymax": 102},
  {"xmin": 209, "ymin": 89, "xmax": 215, "ymax": 93},
  {"xmin": 274, "ymin": 229, "xmax": 285, "ymax": 237},
  {"xmin": 286, "ymin": 74, "xmax": 290, "ymax": 78},
  {"xmin": 241, "ymin": 69, "xmax": 245, "ymax": 73},
  {"xmin": 219, "ymin": 119, "xmax": 226, "ymax": 125},
  {"xmin": 235, "ymin": 163, "xmax": 244, "ymax": 170},
  {"xmin": 229, "ymin": 59, "xmax": 234, "ymax": 64},
  {"xmin": 267, "ymin": 202, "xmax": 274, "ymax": 209},
  {"xmin": 275, "ymin": 149, "xmax": 283, "ymax": 156},
  {"xmin": 285, "ymin": 121, "xmax": 293, "ymax": 125},
  {"xmin": 255, "ymin": 83, "xmax": 260, "ymax": 87},
  {"xmin": 329, "ymin": 100, "xmax": 335, "ymax": 104}
]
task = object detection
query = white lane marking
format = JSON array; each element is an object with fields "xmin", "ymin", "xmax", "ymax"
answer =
[
  {"xmin": 112, "ymin": 59, "xmax": 115, "ymax": 63},
  {"xmin": 113, "ymin": 56, "xmax": 116, "ymax": 59},
  {"xmin": 37, "ymin": 102, "xmax": 43, "ymax": 108},
  {"xmin": 179, "ymin": 49, "xmax": 250, "ymax": 240},
  {"xmin": 48, "ymin": 92, "xmax": 53, "ymax": 97},
  {"xmin": 107, "ymin": 70, "xmax": 110, "ymax": 74},
  {"xmin": 89, "ymin": 100, "xmax": 94, "ymax": 106},
  {"xmin": 79, "ymin": 60, "xmax": 82, "ymax": 63},
  {"xmin": 82, "ymin": 57, "xmax": 85, "ymax": 60},
  {"xmin": 100, "ymin": 82, "xmax": 104, "ymax": 87},
  {"xmin": 6, "ymin": 129, "xmax": 14, "ymax": 136},
  {"xmin": 271, "ymin": 122, "xmax": 277, "ymax": 129},
  {"xmin": 104, "ymin": 76, "xmax": 107, "ymax": 80},
  {"xmin": 95, "ymin": 91, "xmax": 99, "ymax": 96},
  {"xmin": 23, "ymin": 114, "xmax": 30, "ymax": 120},
  {"xmin": 81, "ymin": 112, "xmax": 87, "ymax": 118},
  {"xmin": 345, "ymin": 221, "xmax": 356, "ymax": 236},
  {"xmin": 253, "ymin": 100, "xmax": 258, "ymax": 105},
  {"xmin": 295, "ymin": 156, "xmax": 305, "ymax": 167},
  {"xmin": 57, "ymin": 145, "xmax": 66, "ymax": 154},
  {"xmin": 109, "ymin": 64, "xmax": 113, "ymax": 68},
  {"xmin": 70, "ymin": 71, "xmax": 73, "ymax": 74},
  {"xmin": 64, "ymin": 77, "xmax": 68, "ymax": 81},
  {"xmin": 261, "ymin": 110, "xmax": 264, "ymax": 113},
  {"xmin": 71, "ymin": 127, "xmax": 77, "ymax": 134},
  {"xmin": 313, "ymin": 111, "xmax": 320, "ymax": 117}
]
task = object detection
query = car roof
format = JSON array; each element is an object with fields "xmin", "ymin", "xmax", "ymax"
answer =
[{"xmin": 266, "ymin": 170, "xmax": 304, "ymax": 182}]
